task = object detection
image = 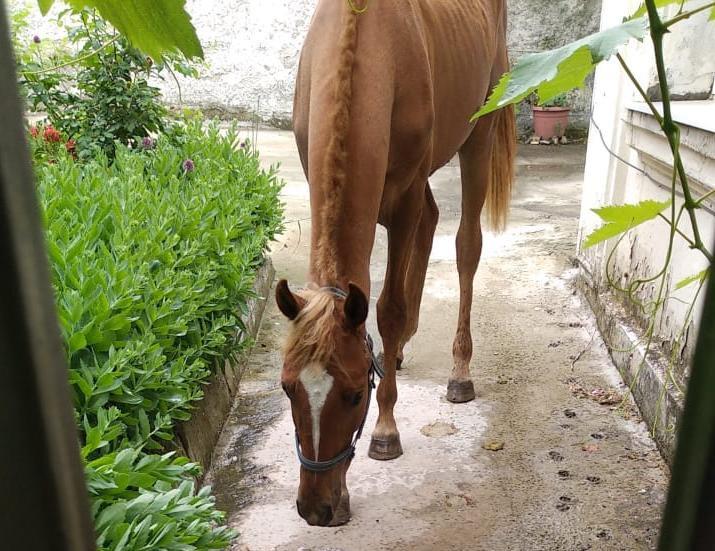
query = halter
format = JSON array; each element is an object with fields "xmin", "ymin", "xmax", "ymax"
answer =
[{"xmin": 294, "ymin": 287, "xmax": 384, "ymax": 473}]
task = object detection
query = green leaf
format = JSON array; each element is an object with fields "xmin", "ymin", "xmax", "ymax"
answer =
[
  {"xmin": 38, "ymin": 0, "xmax": 55, "ymax": 15},
  {"xmin": 583, "ymin": 200, "xmax": 671, "ymax": 249},
  {"xmin": 675, "ymin": 269, "xmax": 710, "ymax": 290},
  {"xmin": 104, "ymin": 314, "xmax": 130, "ymax": 331},
  {"xmin": 710, "ymin": 6, "xmax": 715, "ymax": 20},
  {"xmin": 138, "ymin": 408, "xmax": 151, "ymax": 439},
  {"xmin": 69, "ymin": 332, "xmax": 87, "ymax": 354},
  {"xmin": 63, "ymin": 0, "xmax": 203, "ymax": 61},
  {"xmin": 538, "ymin": 46, "xmax": 594, "ymax": 104},
  {"xmin": 96, "ymin": 503, "xmax": 127, "ymax": 532},
  {"xmin": 628, "ymin": 0, "xmax": 684, "ymax": 20},
  {"xmin": 472, "ymin": 18, "xmax": 647, "ymax": 120}
]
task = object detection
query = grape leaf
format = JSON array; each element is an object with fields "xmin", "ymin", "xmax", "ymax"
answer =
[
  {"xmin": 583, "ymin": 200, "xmax": 671, "ymax": 249},
  {"xmin": 472, "ymin": 19, "xmax": 647, "ymax": 120}
]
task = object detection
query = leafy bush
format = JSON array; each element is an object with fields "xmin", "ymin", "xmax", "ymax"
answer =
[
  {"xmin": 36, "ymin": 119, "xmax": 283, "ymax": 549},
  {"xmin": 18, "ymin": 7, "xmax": 197, "ymax": 160}
]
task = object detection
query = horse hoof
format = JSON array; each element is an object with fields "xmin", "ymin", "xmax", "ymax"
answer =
[
  {"xmin": 377, "ymin": 352, "xmax": 403, "ymax": 371},
  {"xmin": 447, "ymin": 379, "xmax": 476, "ymax": 403},
  {"xmin": 368, "ymin": 434, "xmax": 403, "ymax": 460},
  {"xmin": 330, "ymin": 493, "xmax": 350, "ymax": 526}
]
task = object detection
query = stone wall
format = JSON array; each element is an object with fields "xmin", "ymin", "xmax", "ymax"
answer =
[
  {"xmin": 157, "ymin": 0, "xmax": 315, "ymax": 128},
  {"xmin": 10, "ymin": 0, "xmax": 603, "ymax": 133},
  {"xmin": 157, "ymin": 0, "xmax": 602, "ymax": 133},
  {"xmin": 507, "ymin": 0, "xmax": 602, "ymax": 135}
]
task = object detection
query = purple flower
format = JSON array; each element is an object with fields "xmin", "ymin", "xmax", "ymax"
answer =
[
  {"xmin": 33, "ymin": 35, "xmax": 41, "ymax": 44},
  {"xmin": 182, "ymin": 159, "xmax": 195, "ymax": 173},
  {"xmin": 239, "ymin": 141, "xmax": 247, "ymax": 150},
  {"xmin": 141, "ymin": 136, "xmax": 156, "ymax": 150}
]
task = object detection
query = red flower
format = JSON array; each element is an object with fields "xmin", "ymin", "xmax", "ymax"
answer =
[
  {"xmin": 43, "ymin": 126, "xmax": 62, "ymax": 143},
  {"xmin": 29, "ymin": 126, "xmax": 39, "ymax": 138},
  {"xmin": 65, "ymin": 139, "xmax": 76, "ymax": 152}
]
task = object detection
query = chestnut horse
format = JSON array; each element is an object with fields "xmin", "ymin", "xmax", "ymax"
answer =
[{"xmin": 276, "ymin": 0, "xmax": 515, "ymax": 526}]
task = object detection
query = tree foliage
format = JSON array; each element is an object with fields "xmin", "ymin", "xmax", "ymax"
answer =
[{"xmin": 36, "ymin": 0, "xmax": 203, "ymax": 60}]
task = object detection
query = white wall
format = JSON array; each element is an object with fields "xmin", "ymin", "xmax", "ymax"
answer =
[
  {"xmin": 8, "ymin": 0, "xmax": 603, "ymax": 130},
  {"xmin": 156, "ymin": 0, "xmax": 315, "ymax": 126},
  {"xmin": 158, "ymin": 0, "xmax": 603, "ymax": 129},
  {"xmin": 579, "ymin": 0, "xmax": 715, "ymax": 383}
]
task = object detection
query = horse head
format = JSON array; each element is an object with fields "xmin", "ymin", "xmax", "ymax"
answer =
[{"xmin": 276, "ymin": 279, "xmax": 377, "ymax": 526}]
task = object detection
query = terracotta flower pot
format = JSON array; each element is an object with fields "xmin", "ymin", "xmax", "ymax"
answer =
[{"xmin": 532, "ymin": 106, "xmax": 571, "ymax": 139}]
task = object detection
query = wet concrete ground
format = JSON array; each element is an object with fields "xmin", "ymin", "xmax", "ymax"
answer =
[{"xmin": 205, "ymin": 130, "xmax": 668, "ymax": 550}]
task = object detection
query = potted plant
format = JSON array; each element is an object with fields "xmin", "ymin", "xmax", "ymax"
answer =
[{"xmin": 532, "ymin": 93, "xmax": 571, "ymax": 140}]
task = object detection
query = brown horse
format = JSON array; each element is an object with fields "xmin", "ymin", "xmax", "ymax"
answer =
[{"xmin": 276, "ymin": 0, "xmax": 515, "ymax": 526}]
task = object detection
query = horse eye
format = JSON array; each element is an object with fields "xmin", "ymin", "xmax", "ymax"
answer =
[{"xmin": 351, "ymin": 392, "xmax": 363, "ymax": 406}]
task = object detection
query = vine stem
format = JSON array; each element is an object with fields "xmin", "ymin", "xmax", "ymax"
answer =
[
  {"xmin": 658, "ymin": 213, "xmax": 697, "ymax": 249},
  {"xmin": 21, "ymin": 35, "xmax": 120, "ymax": 76},
  {"xmin": 664, "ymin": 0, "xmax": 715, "ymax": 28},
  {"xmin": 696, "ymin": 188, "xmax": 715, "ymax": 206},
  {"xmin": 616, "ymin": 53, "xmax": 663, "ymax": 124},
  {"xmin": 645, "ymin": 0, "xmax": 713, "ymax": 263}
]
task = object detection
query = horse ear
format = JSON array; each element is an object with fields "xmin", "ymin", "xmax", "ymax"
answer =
[
  {"xmin": 276, "ymin": 279, "xmax": 304, "ymax": 321},
  {"xmin": 344, "ymin": 282, "xmax": 368, "ymax": 330}
]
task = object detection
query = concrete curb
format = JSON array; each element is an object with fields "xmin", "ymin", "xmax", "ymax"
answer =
[
  {"xmin": 577, "ymin": 263, "xmax": 682, "ymax": 466},
  {"xmin": 176, "ymin": 258, "xmax": 275, "ymax": 471}
]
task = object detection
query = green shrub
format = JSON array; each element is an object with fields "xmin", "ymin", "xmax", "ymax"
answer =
[
  {"xmin": 18, "ymin": 7, "xmax": 198, "ymax": 161},
  {"xmin": 37, "ymin": 119, "xmax": 283, "ymax": 550}
]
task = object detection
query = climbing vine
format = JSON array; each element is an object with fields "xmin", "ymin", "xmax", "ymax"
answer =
[{"xmin": 473, "ymin": 0, "xmax": 714, "ymax": 430}]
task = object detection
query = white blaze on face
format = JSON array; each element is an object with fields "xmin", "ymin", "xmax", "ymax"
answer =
[{"xmin": 299, "ymin": 364, "xmax": 334, "ymax": 461}]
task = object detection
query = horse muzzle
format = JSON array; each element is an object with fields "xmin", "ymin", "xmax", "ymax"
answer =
[{"xmin": 296, "ymin": 499, "xmax": 334, "ymax": 526}]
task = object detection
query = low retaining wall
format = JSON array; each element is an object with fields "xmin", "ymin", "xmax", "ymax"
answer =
[
  {"xmin": 577, "ymin": 262, "xmax": 682, "ymax": 466},
  {"xmin": 175, "ymin": 258, "xmax": 275, "ymax": 471}
]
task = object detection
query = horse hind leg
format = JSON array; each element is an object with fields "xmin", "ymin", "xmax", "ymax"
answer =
[{"xmin": 448, "ymin": 118, "xmax": 495, "ymax": 403}]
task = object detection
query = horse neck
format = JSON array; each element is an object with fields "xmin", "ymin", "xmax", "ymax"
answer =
[
  {"xmin": 308, "ymin": 183, "xmax": 380, "ymax": 295},
  {"xmin": 302, "ymin": 0, "xmax": 393, "ymax": 294},
  {"xmin": 306, "ymin": 92, "xmax": 390, "ymax": 294}
]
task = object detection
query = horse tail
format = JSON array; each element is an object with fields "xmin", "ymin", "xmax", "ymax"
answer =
[{"xmin": 484, "ymin": 103, "xmax": 516, "ymax": 233}]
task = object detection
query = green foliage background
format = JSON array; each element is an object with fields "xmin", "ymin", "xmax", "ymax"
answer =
[
  {"xmin": 37, "ymin": 0, "xmax": 203, "ymax": 61},
  {"xmin": 17, "ymin": 8, "xmax": 198, "ymax": 161},
  {"xmin": 34, "ymin": 119, "xmax": 283, "ymax": 549}
]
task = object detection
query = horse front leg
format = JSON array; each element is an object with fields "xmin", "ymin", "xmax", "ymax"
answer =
[
  {"xmin": 369, "ymin": 187, "xmax": 425, "ymax": 461},
  {"xmin": 400, "ymin": 184, "xmax": 439, "ymax": 358}
]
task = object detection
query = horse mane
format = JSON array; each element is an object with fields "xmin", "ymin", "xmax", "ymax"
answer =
[
  {"xmin": 316, "ymin": 0, "xmax": 363, "ymax": 282},
  {"xmin": 284, "ymin": 288, "xmax": 339, "ymax": 366}
]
